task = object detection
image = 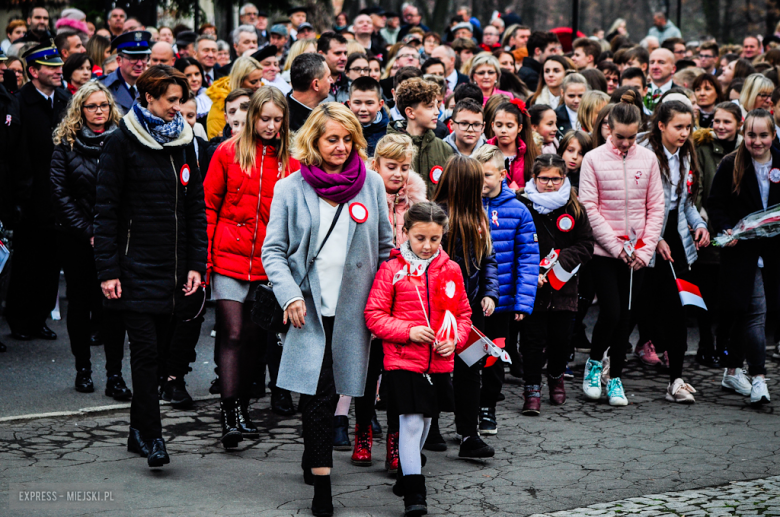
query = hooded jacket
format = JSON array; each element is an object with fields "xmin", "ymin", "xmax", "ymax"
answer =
[
  {"xmin": 482, "ymin": 180, "xmax": 540, "ymax": 314},
  {"xmin": 205, "ymin": 76, "xmax": 231, "ymax": 139},
  {"xmin": 443, "ymin": 132, "xmax": 486, "ymax": 157},
  {"xmin": 363, "ymin": 108, "xmax": 389, "ymax": 157},
  {"xmin": 578, "ymin": 136, "xmax": 665, "ymax": 265},
  {"xmin": 386, "ymin": 170, "xmax": 427, "ymax": 246},
  {"xmin": 387, "ymin": 120, "xmax": 454, "ymax": 198},
  {"xmin": 94, "ymin": 110, "xmax": 208, "ymax": 314},
  {"xmin": 365, "ymin": 248, "xmax": 472, "ymax": 374}
]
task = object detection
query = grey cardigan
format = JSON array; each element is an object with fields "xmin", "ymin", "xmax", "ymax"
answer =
[{"xmin": 261, "ymin": 169, "xmax": 394, "ymax": 396}]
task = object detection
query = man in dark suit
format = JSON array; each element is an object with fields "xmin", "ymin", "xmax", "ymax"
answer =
[
  {"xmin": 431, "ymin": 45, "xmax": 469, "ymax": 93},
  {"xmin": 5, "ymin": 43, "xmax": 71, "ymax": 341},
  {"xmin": 287, "ymin": 53, "xmax": 332, "ymax": 131},
  {"xmin": 98, "ymin": 31, "xmax": 152, "ymax": 114},
  {"xmin": 647, "ymin": 48, "xmax": 679, "ymax": 111}
]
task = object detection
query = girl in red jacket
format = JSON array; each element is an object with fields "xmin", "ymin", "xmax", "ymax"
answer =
[
  {"xmin": 365, "ymin": 202, "xmax": 472, "ymax": 517},
  {"xmin": 204, "ymin": 86, "xmax": 297, "ymax": 448},
  {"xmin": 487, "ymin": 99, "xmax": 540, "ymax": 190}
]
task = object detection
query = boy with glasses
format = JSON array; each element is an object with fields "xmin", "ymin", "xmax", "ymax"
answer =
[{"xmin": 444, "ymin": 98, "xmax": 486, "ymax": 157}]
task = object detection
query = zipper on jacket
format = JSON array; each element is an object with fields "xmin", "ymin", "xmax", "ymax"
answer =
[
  {"xmin": 170, "ymin": 155, "xmax": 179, "ymax": 311},
  {"xmin": 125, "ymin": 219, "xmax": 132, "ymax": 255},
  {"xmin": 425, "ymin": 269, "xmax": 433, "ymax": 374},
  {"xmin": 248, "ymin": 146, "xmax": 266, "ymax": 280},
  {"xmin": 622, "ymin": 154, "xmax": 630, "ymax": 239}
]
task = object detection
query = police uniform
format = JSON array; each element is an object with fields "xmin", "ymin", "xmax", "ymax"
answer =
[
  {"xmin": 98, "ymin": 31, "xmax": 151, "ymax": 114},
  {"xmin": 5, "ymin": 43, "xmax": 70, "ymax": 339}
]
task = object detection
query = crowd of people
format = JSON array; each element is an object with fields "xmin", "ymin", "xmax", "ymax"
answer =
[{"xmin": 0, "ymin": 3, "xmax": 779, "ymax": 517}]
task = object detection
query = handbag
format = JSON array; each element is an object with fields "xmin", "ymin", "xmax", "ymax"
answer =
[{"xmin": 252, "ymin": 203, "xmax": 345, "ymax": 333}]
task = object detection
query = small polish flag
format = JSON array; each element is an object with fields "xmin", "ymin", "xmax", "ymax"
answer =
[
  {"xmin": 458, "ymin": 326, "xmax": 512, "ymax": 367},
  {"xmin": 676, "ymin": 279, "xmax": 708, "ymax": 310},
  {"xmin": 548, "ymin": 262, "xmax": 581, "ymax": 290}
]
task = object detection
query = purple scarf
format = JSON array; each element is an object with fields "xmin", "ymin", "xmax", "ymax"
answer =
[{"xmin": 301, "ymin": 150, "xmax": 366, "ymax": 203}]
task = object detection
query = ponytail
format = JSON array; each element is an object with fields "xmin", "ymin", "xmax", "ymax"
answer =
[{"xmin": 608, "ymin": 88, "xmax": 642, "ymax": 129}]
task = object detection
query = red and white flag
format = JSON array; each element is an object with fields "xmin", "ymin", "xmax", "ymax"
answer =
[
  {"xmin": 458, "ymin": 326, "xmax": 511, "ymax": 367},
  {"xmin": 548, "ymin": 262, "xmax": 581, "ymax": 290},
  {"xmin": 676, "ymin": 279, "xmax": 707, "ymax": 310}
]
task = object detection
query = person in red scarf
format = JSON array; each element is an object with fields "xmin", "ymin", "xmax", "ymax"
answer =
[{"xmin": 62, "ymin": 53, "xmax": 93, "ymax": 94}]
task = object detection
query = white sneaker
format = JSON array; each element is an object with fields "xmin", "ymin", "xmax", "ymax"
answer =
[
  {"xmin": 665, "ymin": 378, "xmax": 696, "ymax": 404},
  {"xmin": 750, "ymin": 376, "xmax": 770, "ymax": 405},
  {"xmin": 607, "ymin": 378, "xmax": 628, "ymax": 406},
  {"xmin": 722, "ymin": 368, "xmax": 752, "ymax": 396},
  {"xmin": 583, "ymin": 359, "xmax": 603, "ymax": 400}
]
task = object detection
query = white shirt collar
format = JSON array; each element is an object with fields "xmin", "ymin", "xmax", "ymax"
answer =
[
  {"xmin": 446, "ymin": 69, "xmax": 458, "ymax": 90},
  {"xmin": 663, "ymin": 145, "xmax": 680, "ymax": 162},
  {"xmin": 652, "ymin": 79, "xmax": 673, "ymax": 93},
  {"xmin": 288, "ymin": 92, "xmax": 312, "ymax": 110},
  {"xmin": 565, "ymin": 105, "xmax": 579, "ymax": 129},
  {"xmin": 35, "ymin": 87, "xmax": 53, "ymax": 102}
]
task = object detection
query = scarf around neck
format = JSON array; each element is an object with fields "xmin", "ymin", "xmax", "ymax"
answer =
[
  {"xmin": 301, "ymin": 150, "xmax": 367, "ymax": 204},
  {"xmin": 400, "ymin": 240, "xmax": 440, "ymax": 274},
  {"xmin": 132, "ymin": 104, "xmax": 185, "ymax": 145},
  {"xmin": 525, "ymin": 176, "xmax": 572, "ymax": 214}
]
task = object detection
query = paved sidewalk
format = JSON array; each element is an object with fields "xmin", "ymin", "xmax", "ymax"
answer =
[{"xmin": 1, "ymin": 357, "xmax": 780, "ymax": 516}]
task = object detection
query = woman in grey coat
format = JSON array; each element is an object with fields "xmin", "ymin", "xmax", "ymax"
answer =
[{"xmin": 262, "ymin": 103, "xmax": 394, "ymax": 517}]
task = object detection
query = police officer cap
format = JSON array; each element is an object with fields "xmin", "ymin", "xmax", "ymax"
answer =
[
  {"xmin": 22, "ymin": 41, "xmax": 63, "ymax": 66},
  {"xmin": 111, "ymin": 30, "xmax": 153, "ymax": 55},
  {"xmin": 0, "ymin": 46, "xmax": 7, "ymax": 61},
  {"xmin": 176, "ymin": 30, "xmax": 197, "ymax": 47}
]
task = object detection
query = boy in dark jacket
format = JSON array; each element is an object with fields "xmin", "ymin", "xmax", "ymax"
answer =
[
  {"xmin": 348, "ymin": 76, "xmax": 387, "ymax": 157},
  {"xmin": 475, "ymin": 145, "xmax": 540, "ymax": 433}
]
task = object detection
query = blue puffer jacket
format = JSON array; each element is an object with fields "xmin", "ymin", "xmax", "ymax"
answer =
[{"xmin": 482, "ymin": 180, "xmax": 540, "ymax": 314}]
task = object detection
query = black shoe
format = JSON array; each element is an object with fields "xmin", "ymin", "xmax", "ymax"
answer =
[
  {"xmin": 10, "ymin": 331, "xmax": 31, "ymax": 341},
  {"xmin": 219, "ymin": 398, "xmax": 243, "ymax": 449},
  {"xmin": 303, "ymin": 466, "xmax": 314, "ymax": 486},
  {"xmin": 36, "ymin": 325, "xmax": 57, "ymax": 340},
  {"xmin": 478, "ymin": 407, "xmax": 497, "ymax": 435},
  {"xmin": 75, "ymin": 368, "xmax": 94, "ymax": 393},
  {"xmin": 271, "ymin": 388, "xmax": 295, "ymax": 416},
  {"xmin": 209, "ymin": 377, "xmax": 221, "ymax": 394},
  {"xmin": 402, "ymin": 474, "xmax": 428, "ymax": 516},
  {"xmin": 333, "ymin": 415, "xmax": 351, "ymax": 450},
  {"xmin": 496, "ymin": 392, "xmax": 506, "ymax": 402},
  {"xmin": 236, "ymin": 397, "xmax": 260, "ymax": 438},
  {"xmin": 311, "ymin": 474, "xmax": 334, "ymax": 517},
  {"xmin": 696, "ymin": 348, "xmax": 721, "ymax": 368},
  {"xmin": 458, "ymin": 435, "xmax": 495, "ymax": 458},
  {"xmin": 127, "ymin": 427, "xmax": 151, "ymax": 457},
  {"xmin": 161, "ymin": 377, "xmax": 193, "ymax": 409},
  {"xmin": 147, "ymin": 438, "xmax": 170, "ymax": 467},
  {"xmin": 422, "ymin": 422, "xmax": 446, "ymax": 452},
  {"xmin": 370, "ymin": 413, "xmax": 383, "ymax": 437},
  {"xmin": 105, "ymin": 374, "xmax": 132, "ymax": 401}
]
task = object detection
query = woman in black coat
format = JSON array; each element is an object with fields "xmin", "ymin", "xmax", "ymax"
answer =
[
  {"xmin": 51, "ymin": 81, "xmax": 130, "ymax": 399},
  {"xmin": 707, "ymin": 109, "xmax": 780, "ymax": 406},
  {"xmin": 94, "ymin": 65, "xmax": 207, "ymax": 468}
]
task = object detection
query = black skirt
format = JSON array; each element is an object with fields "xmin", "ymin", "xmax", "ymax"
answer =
[{"xmin": 384, "ymin": 369, "xmax": 454, "ymax": 417}]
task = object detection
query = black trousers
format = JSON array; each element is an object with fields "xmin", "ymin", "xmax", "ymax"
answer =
[
  {"xmin": 452, "ymin": 302, "xmax": 484, "ymax": 438},
  {"xmin": 58, "ymin": 233, "xmax": 125, "ymax": 375},
  {"xmin": 355, "ymin": 338, "xmax": 399, "ymax": 432},
  {"xmin": 590, "ymin": 256, "xmax": 646, "ymax": 379},
  {"xmin": 520, "ymin": 310, "xmax": 576, "ymax": 385},
  {"xmin": 480, "ymin": 311, "xmax": 512, "ymax": 408},
  {"xmin": 300, "ymin": 316, "xmax": 339, "ymax": 470},
  {"xmin": 159, "ymin": 314, "xmax": 202, "ymax": 380},
  {"xmin": 123, "ymin": 311, "xmax": 174, "ymax": 439},
  {"xmin": 5, "ymin": 223, "xmax": 60, "ymax": 333}
]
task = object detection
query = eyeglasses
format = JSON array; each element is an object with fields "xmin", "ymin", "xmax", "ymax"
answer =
[
  {"xmin": 536, "ymin": 176, "xmax": 564, "ymax": 185},
  {"xmin": 349, "ymin": 67, "xmax": 370, "ymax": 74},
  {"xmin": 757, "ymin": 92, "xmax": 772, "ymax": 99},
  {"xmin": 452, "ymin": 121, "xmax": 485, "ymax": 131},
  {"xmin": 121, "ymin": 55, "xmax": 150, "ymax": 64},
  {"xmin": 84, "ymin": 103, "xmax": 110, "ymax": 112},
  {"xmin": 474, "ymin": 70, "xmax": 497, "ymax": 76},
  {"xmin": 699, "ymin": 54, "xmax": 716, "ymax": 59}
]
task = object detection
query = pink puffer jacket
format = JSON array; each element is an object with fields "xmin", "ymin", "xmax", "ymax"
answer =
[{"xmin": 578, "ymin": 137, "xmax": 665, "ymax": 265}]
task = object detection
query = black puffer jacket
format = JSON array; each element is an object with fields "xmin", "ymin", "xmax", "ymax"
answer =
[
  {"xmin": 0, "ymin": 83, "xmax": 20, "ymax": 226},
  {"xmin": 94, "ymin": 111, "xmax": 208, "ymax": 314},
  {"xmin": 50, "ymin": 125, "xmax": 118, "ymax": 241}
]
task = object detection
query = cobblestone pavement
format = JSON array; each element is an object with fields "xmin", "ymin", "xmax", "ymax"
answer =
[{"xmin": 1, "ymin": 355, "xmax": 779, "ymax": 516}]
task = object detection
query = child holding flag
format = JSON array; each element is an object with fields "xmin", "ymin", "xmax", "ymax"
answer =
[
  {"xmin": 518, "ymin": 154, "xmax": 594, "ymax": 414},
  {"xmin": 638, "ymin": 99, "xmax": 710, "ymax": 403},
  {"xmin": 365, "ymin": 202, "xmax": 472, "ymax": 517}
]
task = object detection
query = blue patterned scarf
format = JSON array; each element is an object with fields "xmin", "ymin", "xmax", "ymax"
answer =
[{"xmin": 132, "ymin": 104, "xmax": 185, "ymax": 144}]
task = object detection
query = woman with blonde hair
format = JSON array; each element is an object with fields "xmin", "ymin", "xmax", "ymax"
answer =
[
  {"xmin": 282, "ymin": 38, "xmax": 317, "ymax": 79},
  {"xmin": 470, "ymin": 52, "xmax": 513, "ymax": 105},
  {"xmin": 262, "ymin": 102, "xmax": 394, "ymax": 515},
  {"xmin": 205, "ymin": 56, "xmax": 264, "ymax": 138},
  {"xmin": 577, "ymin": 90, "xmax": 610, "ymax": 133},
  {"xmin": 51, "ymin": 81, "xmax": 130, "ymax": 399},
  {"xmin": 738, "ymin": 73, "xmax": 775, "ymax": 115},
  {"xmin": 205, "ymin": 86, "xmax": 299, "ymax": 448}
]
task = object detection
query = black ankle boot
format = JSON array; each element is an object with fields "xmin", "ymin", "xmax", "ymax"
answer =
[
  {"xmin": 393, "ymin": 460, "xmax": 405, "ymax": 497},
  {"xmin": 236, "ymin": 397, "xmax": 259, "ymax": 438},
  {"xmin": 333, "ymin": 415, "xmax": 351, "ymax": 450},
  {"xmin": 219, "ymin": 398, "xmax": 243, "ymax": 448},
  {"xmin": 127, "ymin": 427, "xmax": 151, "ymax": 457},
  {"xmin": 311, "ymin": 474, "xmax": 334, "ymax": 517},
  {"xmin": 402, "ymin": 474, "xmax": 427, "ymax": 516}
]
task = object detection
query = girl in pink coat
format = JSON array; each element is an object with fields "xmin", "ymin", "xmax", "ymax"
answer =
[{"xmin": 577, "ymin": 90, "xmax": 665, "ymax": 406}]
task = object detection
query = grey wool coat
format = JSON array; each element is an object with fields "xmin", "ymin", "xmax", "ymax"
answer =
[{"xmin": 261, "ymin": 169, "xmax": 394, "ymax": 396}]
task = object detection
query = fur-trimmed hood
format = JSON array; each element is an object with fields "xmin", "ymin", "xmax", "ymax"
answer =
[
  {"xmin": 692, "ymin": 127, "xmax": 742, "ymax": 149},
  {"xmin": 122, "ymin": 108, "xmax": 194, "ymax": 150}
]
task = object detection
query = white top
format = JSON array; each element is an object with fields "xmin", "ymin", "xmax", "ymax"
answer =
[
  {"xmin": 753, "ymin": 157, "xmax": 771, "ymax": 268},
  {"xmin": 264, "ymin": 75, "xmax": 292, "ymax": 95},
  {"xmin": 446, "ymin": 69, "xmax": 458, "ymax": 92},
  {"xmin": 316, "ymin": 198, "xmax": 350, "ymax": 317},
  {"xmin": 565, "ymin": 105, "xmax": 580, "ymax": 130},
  {"xmin": 651, "ymin": 78, "xmax": 673, "ymax": 95},
  {"xmin": 549, "ymin": 94, "xmax": 561, "ymax": 110},
  {"xmin": 665, "ymin": 146, "xmax": 681, "ymax": 209},
  {"xmin": 195, "ymin": 89, "xmax": 213, "ymax": 118}
]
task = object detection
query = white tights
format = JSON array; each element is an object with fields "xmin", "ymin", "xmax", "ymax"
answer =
[
  {"xmin": 398, "ymin": 414, "xmax": 431, "ymax": 475},
  {"xmin": 335, "ymin": 395, "xmax": 351, "ymax": 416}
]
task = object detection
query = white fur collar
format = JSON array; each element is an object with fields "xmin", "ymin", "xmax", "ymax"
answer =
[{"xmin": 123, "ymin": 109, "xmax": 193, "ymax": 150}]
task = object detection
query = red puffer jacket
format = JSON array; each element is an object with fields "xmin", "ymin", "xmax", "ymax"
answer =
[
  {"xmin": 205, "ymin": 140, "xmax": 298, "ymax": 281},
  {"xmin": 365, "ymin": 248, "xmax": 472, "ymax": 374}
]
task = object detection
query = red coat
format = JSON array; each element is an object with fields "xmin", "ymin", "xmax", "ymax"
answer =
[
  {"xmin": 365, "ymin": 249, "xmax": 472, "ymax": 374},
  {"xmin": 204, "ymin": 140, "xmax": 298, "ymax": 281}
]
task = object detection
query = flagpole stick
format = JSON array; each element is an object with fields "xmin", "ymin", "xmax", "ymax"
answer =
[
  {"xmin": 668, "ymin": 260, "xmax": 677, "ymax": 281},
  {"xmin": 414, "ymin": 286, "xmax": 431, "ymax": 328},
  {"xmin": 628, "ymin": 266, "xmax": 633, "ymax": 310}
]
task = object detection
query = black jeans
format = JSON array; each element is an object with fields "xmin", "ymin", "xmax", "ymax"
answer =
[
  {"xmin": 520, "ymin": 310, "xmax": 575, "ymax": 385},
  {"xmin": 5, "ymin": 223, "xmax": 60, "ymax": 333},
  {"xmin": 480, "ymin": 311, "xmax": 512, "ymax": 408},
  {"xmin": 300, "ymin": 316, "xmax": 339, "ymax": 469},
  {"xmin": 58, "ymin": 233, "xmax": 125, "ymax": 375},
  {"xmin": 453, "ymin": 302, "xmax": 484, "ymax": 438},
  {"xmin": 123, "ymin": 311, "xmax": 174, "ymax": 439},
  {"xmin": 158, "ymin": 314, "xmax": 201, "ymax": 380},
  {"xmin": 590, "ymin": 256, "xmax": 646, "ymax": 379},
  {"xmin": 355, "ymin": 338, "xmax": 398, "ymax": 432},
  {"xmin": 723, "ymin": 270, "xmax": 768, "ymax": 376}
]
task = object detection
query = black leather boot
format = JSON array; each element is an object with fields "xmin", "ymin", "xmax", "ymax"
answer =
[
  {"xmin": 147, "ymin": 438, "xmax": 170, "ymax": 467},
  {"xmin": 75, "ymin": 368, "xmax": 94, "ymax": 393},
  {"xmin": 333, "ymin": 415, "xmax": 351, "ymax": 450},
  {"xmin": 105, "ymin": 374, "xmax": 132, "ymax": 400},
  {"xmin": 402, "ymin": 474, "xmax": 427, "ymax": 516},
  {"xmin": 219, "ymin": 398, "xmax": 243, "ymax": 448},
  {"xmin": 311, "ymin": 474, "xmax": 334, "ymax": 517},
  {"xmin": 236, "ymin": 397, "xmax": 259, "ymax": 438},
  {"xmin": 271, "ymin": 387, "xmax": 295, "ymax": 416},
  {"xmin": 127, "ymin": 427, "xmax": 151, "ymax": 457}
]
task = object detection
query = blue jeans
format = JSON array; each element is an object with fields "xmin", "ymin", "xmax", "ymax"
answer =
[{"xmin": 725, "ymin": 269, "xmax": 767, "ymax": 376}]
